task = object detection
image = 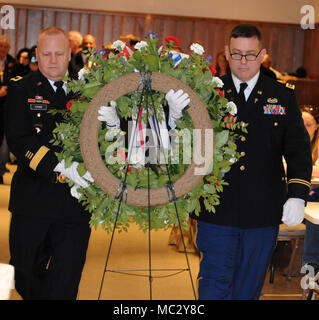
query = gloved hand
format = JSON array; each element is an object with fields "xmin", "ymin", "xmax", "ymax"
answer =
[
  {"xmin": 165, "ymin": 89, "xmax": 190, "ymax": 122},
  {"xmin": 54, "ymin": 160, "xmax": 94, "ymax": 188},
  {"xmin": 98, "ymin": 101, "xmax": 120, "ymax": 129},
  {"xmin": 0, "ymin": 263, "xmax": 14, "ymax": 300},
  {"xmin": 282, "ymin": 198, "xmax": 305, "ymax": 226}
]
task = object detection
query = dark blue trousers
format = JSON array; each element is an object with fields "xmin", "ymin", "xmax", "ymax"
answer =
[{"xmin": 196, "ymin": 221, "xmax": 278, "ymax": 300}]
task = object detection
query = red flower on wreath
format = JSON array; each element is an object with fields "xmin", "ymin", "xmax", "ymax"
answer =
[
  {"xmin": 209, "ymin": 65, "xmax": 217, "ymax": 76},
  {"xmin": 165, "ymin": 36, "xmax": 181, "ymax": 47},
  {"xmin": 66, "ymin": 99, "xmax": 73, "ymax": 111},
  {"xmin": 215, "ymin": 89, "xmax": 224, "ymax": 98},
  {"xmin": 223, "ymin": 114, "xmax": 236, "ymax": 129}
]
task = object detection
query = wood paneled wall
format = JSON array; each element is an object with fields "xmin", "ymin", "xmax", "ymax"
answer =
[
  {"xmin": 303, "ymin": 24, "xmax": 319, "ymax": 80},
  {"xmin": 0, "ymin": 4, "xmax": 306, "ymax": 74}
]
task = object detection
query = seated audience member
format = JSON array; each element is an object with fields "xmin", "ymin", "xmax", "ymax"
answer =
[
  {"xmin": 70, "ymin": 34, "xmax": 96, "ymax": 78},
  {"xmin": 29, "ymin": 55, "xmax": 39, "ymax": 73},
  {"xmin": 261, "ymin": 53, "xmax": 277, "ymax": 80},
  {"xmin": 103, "ymin": 42, "xmax": 116, "ymax": 57},
  {"xmin": 262, "ymin": 53, "xmax": 284, "ymax": 80},
  {"xmin": 68, "ymin": 30, "xmax": 83, "ymax": 78},
  {"xmin": 120, "ymin": 33, "xmax": 140, "ymax": 52},
  {"xmin": 301, "ymin": 105, "xmax": 319, "ymax": 282},
  {"xmin": 215, "ymin": 50, "xmax": 230, "ymax": 77},
  {"xmin": 30, "ymin": 45, "xmax": 36, "ymax": 58},
  {"xmin": 15, "ymin": 48, "xmax": 31, "ymax": 77},
  {"xmin": 301, "ymin": 105, "xmax": 319, "ymax": 182},
  {"xmin": 28, "ymin": 46, "xmax": 39, "ymax": 73},
  {"xmin": 68, "ymin": 30, "xmax": 83, "ymax": 56},
  {"xmin": 289, "ymin": 66, "xmax": 307, "ymax": 78}
]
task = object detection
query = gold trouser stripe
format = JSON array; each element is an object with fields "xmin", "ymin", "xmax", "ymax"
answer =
[
  {"xmin": 288, "ymin": 179, "xmax": 311, "ymax": 188},
  {"xmin": 29, "ymin": 146, "xmax": 50, "ymax": 171}
]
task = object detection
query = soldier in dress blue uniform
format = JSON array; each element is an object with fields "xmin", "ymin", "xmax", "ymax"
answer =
[
  {"xmin": 5, "ymin": 27, "xmax": 93, "ymax": 300},
  {"xmin": 196, "ymin": 24, "xmax": 313, "ymax": 300}
]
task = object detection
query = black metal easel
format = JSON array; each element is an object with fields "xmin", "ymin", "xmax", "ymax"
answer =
[{"xmin": 97, "ymin": 72, "xmax": 197, "ymax": 300}]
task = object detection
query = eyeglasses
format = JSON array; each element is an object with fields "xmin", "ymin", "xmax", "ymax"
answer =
[{"xmin": 229, "ymin": 49, "xmax": 262, "ymax": 61}]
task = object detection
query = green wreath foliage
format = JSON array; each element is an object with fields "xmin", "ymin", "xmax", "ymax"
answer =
[{"xmin": 50, "ymin": 33, "xmax": 248, "ymax": 233}]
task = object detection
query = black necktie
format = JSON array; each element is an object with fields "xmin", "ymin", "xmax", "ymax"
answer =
[
  {"xmin": 54, "ymin": 81, "xmax": 66, "ymax": 107},
  {"xmin": 238, "ymin": 82, "xmax": 248, "ymax": 106}
]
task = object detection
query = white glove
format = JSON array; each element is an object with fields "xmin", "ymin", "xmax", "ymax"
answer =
[
  {"xmin": 98, "ymin": 101, "xmax": 120, "ymax": 129},
  {"xmin": 165, "ymin": 89, "xmax": 190, "ymax": 121},
  {"xmin": 282, "ymin": 198, "xmax": 305, "ymax": 226},
  {"xmin": 54, "ymin": 160, "xmax": 94, "ymax": 188},
  {"xmin": 0, "ymin": 263, "xmax": 14, "ymax": 300}
]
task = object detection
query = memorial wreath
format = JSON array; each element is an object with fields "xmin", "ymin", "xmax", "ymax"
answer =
[{"xmin": 50, "ymin": 32, "xmax": 248, "ymax": 233}]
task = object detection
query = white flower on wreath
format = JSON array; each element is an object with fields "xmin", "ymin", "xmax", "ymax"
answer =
[
  {"xmin": 190, "ymin": 43, "xmax": 205, "ymax": 55},
  {"xmin": 227, "ymin": 101, "xmax": 238, "ymax": 115},
  {"xmin": 78, "ymin": 67, "xmax": 90, "ymax": 81},
  {"xmin": 111, "ymin": 40, "xmax": 126, "ymax": 52},
  {"xmin": 229, "ymin": 157, "xmax": 237, "ymax": 163},
  {"xmin": 212, "ymin": 76, "xmax": 224, "ymax": 88},
  {"xmin": 134, "ymin": 41, "xmax": 148, "ymax": 51}
]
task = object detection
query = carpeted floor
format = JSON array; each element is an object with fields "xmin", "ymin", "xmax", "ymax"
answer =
[
  {"xmin": 0, "ymin": 164, "xmax": 315, "ymax": 300},
  {"xmin": 0, "ymin": 164, "xmax": 199, "ymax": 300}
]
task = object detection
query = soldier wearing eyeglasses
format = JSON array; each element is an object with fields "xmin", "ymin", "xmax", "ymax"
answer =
[{"xmin": 196, "ymin": 24, "xmax": 312, "ymax": 300}]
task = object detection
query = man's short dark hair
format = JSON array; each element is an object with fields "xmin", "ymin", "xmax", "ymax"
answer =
[{"xmin": 229, "ymin": 24, "xmax": 262, "ymax": 44}]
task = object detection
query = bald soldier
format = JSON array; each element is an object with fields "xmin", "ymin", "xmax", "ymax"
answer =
[{"xmin": 5, "ymin": 27, "xmax": 93, "ymax": 300}]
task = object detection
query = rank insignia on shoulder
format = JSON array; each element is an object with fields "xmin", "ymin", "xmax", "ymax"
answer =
[
  {"xmin": 286, "ymin": 83, "xmax": 295, "ymax": 90},
  {"xmin": 267, "ymin": 98, "xmax": 278, "ymax": 103},
  {"xmin": 263, "ymin": 105, "xmax": 286, "ymax": 115},
  {"xmin": 10, "ymin": 75, "xmax": 23, "ymax": 82}
]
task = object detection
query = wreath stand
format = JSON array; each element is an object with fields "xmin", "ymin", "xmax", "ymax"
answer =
[{"xmin": 79, "ymin": 72, "xmax": 214, "ymax": 300}]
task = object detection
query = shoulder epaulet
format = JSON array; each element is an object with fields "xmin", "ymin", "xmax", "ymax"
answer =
[
  {"xmin": 285, "ymin": 82, "xmax": 295, "ymax": 90},
  {"xmin": 10, "ymin": 75, "xmax": 23, "ymax": 82}
]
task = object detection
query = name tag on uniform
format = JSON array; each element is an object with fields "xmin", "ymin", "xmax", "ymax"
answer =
[
  {"xmin": 29, "ymin": 103, "xmax": 48, "ymax": 111},
  {"xmin": 263, "ymin": 105, "xmax": 286, "ymax": 115}
]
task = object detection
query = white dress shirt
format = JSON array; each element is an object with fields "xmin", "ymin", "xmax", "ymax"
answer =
[
  {"xmin": 47, "ymin": 78, "xmax": 67, "ymax": 94},
  {"xmin": 231, "ymin": 71, "xmax": 260, "ymax": 101}
]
